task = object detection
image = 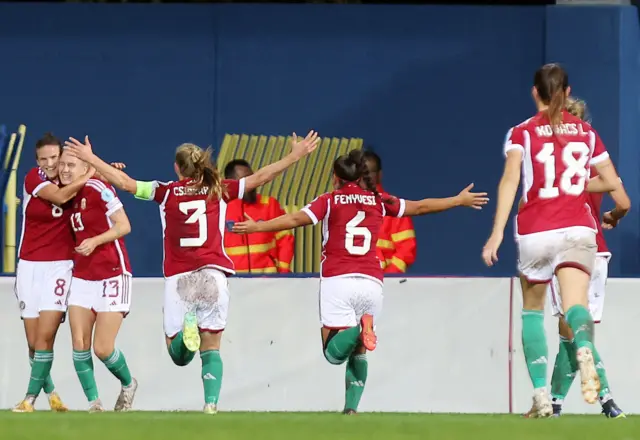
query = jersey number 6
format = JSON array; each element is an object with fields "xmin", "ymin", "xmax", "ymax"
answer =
[
  {"xmin": 345, "ymin": 211, "xmax": 372, "ymax": 256},
  {"xmin": 179, "ymin": 200, "xmax": 207, "ymax": 247}
]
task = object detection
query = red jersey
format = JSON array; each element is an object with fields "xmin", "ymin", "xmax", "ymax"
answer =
[
  {"xmin": 18, "ymin": 167, "xmax": 74, "ymax": 262},
  {"xmin": 504, "ymin": 110, "xmax": 609, "ymax": 236},
  {"xmin": 71, "ymin": 179, "xmax": 132, "ymax": 281},
  {"xmin": 587, "ymin": 168, "xmax": 609, "ymax": 255},
  {"xmin": 142, "ymin": 177, "xmax": 245, "ymax": 277},
  {"xmin": 301, "ymin": 183, "xmax": 405, "ymax": 284}
]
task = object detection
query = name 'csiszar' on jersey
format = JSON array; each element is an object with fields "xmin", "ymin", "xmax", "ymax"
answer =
[
  {"xmin": 135, "ymin": 178, "xmax": 245, "ymax": 277},
  {"xmin": 504, "ymin": 110, "xmax": 609, "ymax": 236}
]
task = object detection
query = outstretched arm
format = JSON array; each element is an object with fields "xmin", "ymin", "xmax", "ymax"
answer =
[
  {"xmin": 244, "ymin": 131, "xmax": 320, "ymax": 192},
  {"xmin": 403, "ymin": 183, "xmax": 489, "ymax": 216},
  {"xmin": 233, "ymin": 211, "xmax": 313, "ymax": 234},
  {"xmin": 64, "ymin": 136, "xmax": 142, "ymax": 195}
]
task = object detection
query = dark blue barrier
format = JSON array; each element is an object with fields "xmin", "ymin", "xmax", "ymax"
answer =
[{"xmin": 0, "ymin": 4, "xmax": 637, "ymax": 277}]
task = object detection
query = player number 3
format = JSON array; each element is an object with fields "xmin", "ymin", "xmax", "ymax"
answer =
[
  {"xmin": 536, "ymin": 141, "xmax": 590, "ymax": 198},
  {"xmin": 179, "ymin": 200, "xmax": 207, "ymax": 247},
  {"xmin": 345, "ymin": 211, "xmax": 372, "ymax": 256}
]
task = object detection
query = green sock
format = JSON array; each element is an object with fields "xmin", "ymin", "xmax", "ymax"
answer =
[
  {"xmin": 345, "ymin": 353, "xmax": 368, "ymax": 412},
  {"xmin": 521, "ymin": 310, "xmax": 548, "ymax": 389},
  {"xmin": 168, "ymin": 331, "xmax": 196, "ymax": 366},
  {"xmin": 324, "ymin": 327, "xmax": 361, "ymax": 365},
  {"xmin": 29, "ymin": 355, "xmax": 56, "ymax": 395},
  {"xmin": 565, "ymin": 305, "xmax": 595, "ymax": 351},
  {"xmin": 100, "ymin": 349, "xmax": 133, "ymax": 387},
  {"xmin": 26, "ymin": 351, "xmax": 54, "ymax": 396},
  {"xmin": 550, "ymin": 336, "xmax": 577, "ymax": 401},
  {"xmin": 73, "ymin": 350, "xmax": 99, "ymax": 402},
  {"xmin": 201, "ymin": 350, "xmax": 223, "ymax": 405},
  {"xmin": 592, "ymin": 347, "xmax": 611, "ymax": 399}
]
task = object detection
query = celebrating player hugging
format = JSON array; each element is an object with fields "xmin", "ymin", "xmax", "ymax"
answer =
[
  {"xmin": 232, "ymin": 149, "xmax": 488, "ymax": 414},
  {"xmin": 64, "ymin": 131, "xmax": 320, "ymax": 414},
  {"xmin": 13, "ymin": 133, "xmax": 94, "ymax": 413},
  {"xmin": 482, "ymin": 63, "xmax": 625, "ymax": 418}
]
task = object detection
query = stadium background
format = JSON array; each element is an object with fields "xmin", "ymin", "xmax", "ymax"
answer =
[{"xmin": 1, "ymin": 2, "xmax": 638, "ymax": 278}]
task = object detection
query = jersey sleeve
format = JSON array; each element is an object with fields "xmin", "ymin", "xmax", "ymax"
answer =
[
  {"xmin": 135, "ymin": 180, "xmax": 171, "ymax": 204},
  {"xmin": 589, "ymin": 130, "xmax": 611, "ymax": 166},
  {"xmin": 381, "ymin": 193, "xmax": 406, "ymax": 218},
  {"xmin": 223, "ymin": 178, "xmax": 246, "ymax": 202},
  {"xmin": 87, "ymin": 180, "xmax": 123, "ymax": 217},
  {"xmin": 301, "ymin": 193, "xmax": 331, "ymax": 225},
  {"xmin": 25, "ymin": 168, "xmax": 52, "ymax": 197},
  {"xmin": 503, "ymin": 126, "xmax": 525, "ymax": 159}
]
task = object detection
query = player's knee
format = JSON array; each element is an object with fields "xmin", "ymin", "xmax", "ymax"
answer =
[
  {"xmin": 34, "ymin": 332, "xmax": 56, "ymax": 351},
  {"xmin": 93, "ymin": 341, "xmax": 114, "ymax": 360}
]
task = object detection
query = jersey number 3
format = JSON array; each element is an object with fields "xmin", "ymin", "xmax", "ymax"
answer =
[
  {"xmin": 179, "ymin": 200, "xmax": 207, "ymax": 247},
  {"xmin": 345, "ymin": 211, "xmax": 372, "ymax": 256},
  {"xmin": 536, "ymin": 141, "xmax": 590, "ymax": 198}
]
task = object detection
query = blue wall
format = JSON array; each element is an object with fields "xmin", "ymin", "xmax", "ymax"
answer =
[{"xmin": 0, "ymin": 4, "xmax": 637, "ymax": 277}]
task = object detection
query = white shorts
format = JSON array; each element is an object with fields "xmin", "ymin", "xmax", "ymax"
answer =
[
  {"xmin": 15, "ymin": 259, "xmax": 73, "ymax": 319},
  {"xmin": 319, "ymin": 276, "xmax": 383, "ymax": 329},
  {"xmin": 67, "ymin": 274, "xmax": 132, "ymax": 314},
  {"xmin": 163, "ymin": 268, "xmax": 230, "ymax": 338},
  {"xmin": 517, "ymin": 227, "xmax": 597, "ymax": 283},
  {"xmin": 548, "ymin": 254, "xmax": 609, "ymax": 323}
]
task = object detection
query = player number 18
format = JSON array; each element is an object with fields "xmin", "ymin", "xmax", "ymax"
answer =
[
  {"xmin": 535, "ymin": 141, "xmax": 590, "ymax": 198},
  {"xmin": 345, "ymin": 211, "xmax": 372, "ymax": 256},
  {"xmin": 179, "ymin": 200, "xmax": 207, "ymax": 247}
]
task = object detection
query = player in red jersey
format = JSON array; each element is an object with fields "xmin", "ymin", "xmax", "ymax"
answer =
[
  {"xmin": 64, "ymin": 131, "xmax": 321, "ymax": 414},
  {"xmin": 482, "ymin": 64, "xmax": 624, "ymax": 417},
  {"xmin": 233, "ymin": 149, "xmax": 488, "ymax": 414},
  {"xmin": 13, "ymin": 133, "xmax": 95, "ymax": 413},
  {"xmin": 56, "ymin": 149, "xmax": 137, "ymax": 413},
  {"xmin": 543, "ymin": 97, "xmax": 630, "ymax": 419}
]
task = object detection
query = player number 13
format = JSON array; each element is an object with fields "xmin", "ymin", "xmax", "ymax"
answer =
[
  {"xmin": 536, "ymin": 141, "xmax": 590, "ymax": 198},
  {"xmin": 179, "ymin": 200, "xmax": 207, "ymax": 247}
]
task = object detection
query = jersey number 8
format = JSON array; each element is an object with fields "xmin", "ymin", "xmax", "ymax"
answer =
[
  {"xmin": 536, "ymin": 141, "xmax": 590, "ymax": 198},
  {"xmin": 179, "ymin": 200, "xmax": 207, "ymax": 247},
  {"xmin": 345, "ymin": 211, "xmax": 372, "ymax": 256}
]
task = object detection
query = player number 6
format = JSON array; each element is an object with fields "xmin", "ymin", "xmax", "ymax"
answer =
[{"xmin": 345, "ymin": 210, "xmax": 372, "ymax": 256}]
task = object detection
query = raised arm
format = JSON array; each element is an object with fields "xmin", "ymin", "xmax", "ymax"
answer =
[
  {"xmin": 37, "ymin": 167, "xmax": 95, "ymax": 205},
  {"xmin": 244, "ymin": 131, "xmax": 320, "ymax": 192},
  {"xmin": 233, "ymin": 211, "xmax": 313, "ymax": 235},
  {"xmin": 403, "ymin": 183, "xmax": 489, "ymax": 216},
  {"xmin": 64, "ymin": 136, "xmax": 138, "ymax": 194}
]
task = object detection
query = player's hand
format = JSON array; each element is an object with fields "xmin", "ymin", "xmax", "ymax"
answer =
[
  {"xmin": 601, "ymin": 210, "xmax": 620, "ymax": 230},
  {"xmin": 457, "ymin": 183, "xmax": 490, "ymax": 210},
  {"xmin": 75, "ymin": 237, "xmax": 99, "ymax": 257},
  {"xmin": 110, "ymin": 162, "xmax": 126, "ymax": 170},
  {"xmin": 290, "ymin": 130, "xmax": 320, "ymax": 159},
  {"xmin": 232, "ymin": 213, "xmax": 259, "ymax": 234},
  {"xmin": 482, "ymin": 232, "xmax": 503, "ymax": 267},
  {"xmin": 64, "ymin": 136, "xmax": 95, "ymax": 161}
]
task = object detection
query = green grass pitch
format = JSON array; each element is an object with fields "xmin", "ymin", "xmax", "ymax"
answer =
[{"xmin": 1, "ymin": 412, "xmax": 638, "ymax": 440}]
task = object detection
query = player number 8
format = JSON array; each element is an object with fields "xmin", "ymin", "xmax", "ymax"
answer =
[
  {"xmin": 179, "ymin": 200, "xmax": 207, "ymax": 247},
  {"xmin": 51, "ymin": 205, "xmax": 63, "ymax": 218},
  {"xmin": 536, "ymin": 141, "xmax": 590, "ymax": 198},
  {"xmin": 345, "ymin": 210, "xmax": 372, "ymax": 256}
]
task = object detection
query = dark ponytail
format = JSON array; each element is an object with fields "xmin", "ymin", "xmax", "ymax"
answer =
[
  {"xmin": 534, "ymin": 63, "xmax": 569, "ymax": 126},
  {"xmin": 334, "ymin": 149, "xmax": 392, "ymax": 203}
]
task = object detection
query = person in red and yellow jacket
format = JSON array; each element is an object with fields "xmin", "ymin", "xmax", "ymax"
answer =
[
  {"xmin": 223, "ymin": 159, "xmax": 295, "ymax": 273},
  {"xmin": 363, "ymin": 151, "xmax": 417, "ymax": 273}
]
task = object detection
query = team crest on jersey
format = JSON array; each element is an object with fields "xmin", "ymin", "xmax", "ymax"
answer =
[
  {"xmin": 101, "ymin": 188, "xmax": 115, "ymax": 203},
  {"xmin": 81, "ymin": 198, "xmax": 87, "ymax": 210}
]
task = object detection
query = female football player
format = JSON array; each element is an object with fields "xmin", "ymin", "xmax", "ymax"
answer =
[
  {"xmin": 232, "ymin": 149, "xmax": 488, "ymax": 414},
  {"xmin": 58, "ymin": 149, "xmax": 137, "ymax": 412},
  {"xmin": 13, "ymin": 133, "xmax": 94, "ymax": 413},
  {"xmin": 63, "ymin": 131, "xmax": 320, "ymax": 414},
  {"xmin": 482, "ymin": 64, "xmax": 624, "ymax": 417}
]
